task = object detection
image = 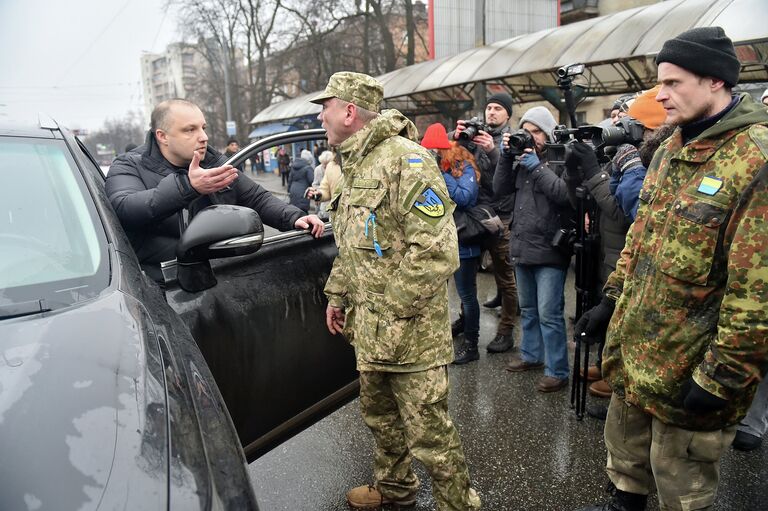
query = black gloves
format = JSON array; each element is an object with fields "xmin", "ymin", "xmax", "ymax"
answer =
[
  {"xmin": 565, "ymin": 142, "xmax": 601, "ymax": 181},
  {"xmin": 574, "ymin": 296, "xmax": 616, "ymax": 345},
  {"xmin": 681, "ymin": 378, "xmax": 728, "ymax": 413}
]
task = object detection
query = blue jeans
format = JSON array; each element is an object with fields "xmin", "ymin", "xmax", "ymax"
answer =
[
  {"xmin": 515, "ymin": 264, "xmax": 569, "ymax": 379},
  {"xmin": 454, "ymin": 257, "xmax": 479, "ymax": 345}
]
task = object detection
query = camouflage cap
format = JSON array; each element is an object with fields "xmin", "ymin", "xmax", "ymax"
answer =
[{"xmin": 310, "ymin": 71, "xmax": 383, "ymax": 113}]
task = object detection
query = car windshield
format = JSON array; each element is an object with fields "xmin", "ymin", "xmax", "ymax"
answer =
[{"xmin": 0, "ymin": 136, "xmax": 109, "ymax": 314}]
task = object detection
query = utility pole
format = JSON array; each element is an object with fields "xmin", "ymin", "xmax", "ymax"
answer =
[
  {"xmin": 473, "ymin": 0, "xmax": 486, "ymax": 115},
  {"xmin": 222, "ymin": 29, "xmax": 235, "ymax": 139}
]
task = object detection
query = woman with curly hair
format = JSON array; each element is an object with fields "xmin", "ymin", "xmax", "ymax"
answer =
[{"xmin": 422, "ymin": 123, "xmax": 482, "ymax": 364}]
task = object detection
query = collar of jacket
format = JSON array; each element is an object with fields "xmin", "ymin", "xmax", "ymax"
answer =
[
  {"xmin": 338, "ymin": 109, "xmax": 419, "ymax": 170},
  {"xmin": 140, "ymin": 130, "xmax": 226, "ymax": 175},
  {"xmin": 666, "ymin": 94, "xmax": 768, "ymax": 163}
]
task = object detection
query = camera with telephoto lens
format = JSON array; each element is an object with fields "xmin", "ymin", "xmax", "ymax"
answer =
[
  {"xmin": 503, "ymin": 128, "xmax": 535, "ymax": 155},
  {"xmin": 458, "ymin": 117, "xmax": 490, "ymax": 141},
  {"xmin": 601, "ymin": 116, "xmax": 645, "ymax": 147},
  {"xmin": 546, "ymin": 117, "xmax": 645, "ymax": 166}
]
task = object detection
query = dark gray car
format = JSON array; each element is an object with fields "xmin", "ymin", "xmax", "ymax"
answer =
[{"xmin": 0, "ymin": 121, "xmax": 357, "ymax": 510}]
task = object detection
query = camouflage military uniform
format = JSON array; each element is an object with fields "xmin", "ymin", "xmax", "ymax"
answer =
[
  {"xmin": 601, "ymin": 93, "xmax": 768, "ymax": 508},
  {"xmin": 323, "ymin": 106, "xmax": 480, "ymax": 510}
]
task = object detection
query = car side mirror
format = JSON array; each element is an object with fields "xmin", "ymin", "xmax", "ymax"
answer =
[{"xmin": 175, "ymin": 205, "xmax": 264, "ymax": 293}]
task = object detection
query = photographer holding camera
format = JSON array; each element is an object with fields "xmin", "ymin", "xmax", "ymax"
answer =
[
  {"xmin": 494, "ymin": 106, "xmax": 575, "ymax": 393},
  {"xmin": 451, "ymin": 92, "xmax": 519, "ymax": 354}
]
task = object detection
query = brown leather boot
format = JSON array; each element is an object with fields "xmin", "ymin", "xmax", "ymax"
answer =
[
  {"xmin": 589, "ymin": 379, "xmax": 612, "ymax": 398},
  {"xmin": 346, "ymin": 485, "xmax": 416, "ymax": 509}
]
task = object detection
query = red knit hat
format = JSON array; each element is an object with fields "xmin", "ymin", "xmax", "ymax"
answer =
[
  {"xmin": 421, "ymin": 123, "xmax": 451, "ymax": 149},
  {"xmin": 628, "ymin": 85, "xmax": 666, "ymax": 130}
]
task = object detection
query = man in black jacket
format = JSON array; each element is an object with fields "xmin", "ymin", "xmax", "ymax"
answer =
[
  {"xmin": 494, "ymin": 106, "xmax": 574, "ymax": 393},
  {"xmin": 106, "ymin": 98, "xmax": 324, "ymax": 282},
  {"xmin": 452, "ymin": 92, "xmax": 519, "ymax": 354}
]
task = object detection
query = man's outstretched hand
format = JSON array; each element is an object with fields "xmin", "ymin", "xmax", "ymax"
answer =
[{"xmin": 188, "ymin": 150, "xmax": 238, "ymax": 194}]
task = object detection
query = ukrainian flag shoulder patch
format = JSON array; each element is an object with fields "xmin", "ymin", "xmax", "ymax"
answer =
[
  {"xmin": 413, "ymin": 187, "xmax": 445, "ymax": 217},
  {"xmin": 698, "ymin": 176, "xmax": 723, "ymax": 196},
  {"xmin": 408, "ymin": 157, "xmax": 423, "ymax": 169}
]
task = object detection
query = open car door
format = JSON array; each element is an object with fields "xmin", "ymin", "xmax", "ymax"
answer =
[{"xmin": 161, "ymin": 129, "xmax": 358, "ymax": 461}]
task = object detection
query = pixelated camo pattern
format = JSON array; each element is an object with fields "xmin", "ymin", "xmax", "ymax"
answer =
[
  {"xmin": 324, "ymin": 109, "xmax": 460, "ymax": 373},
  {"xmin": 603, "ymin": 95, "xmax": 768, "ymax": 429}
]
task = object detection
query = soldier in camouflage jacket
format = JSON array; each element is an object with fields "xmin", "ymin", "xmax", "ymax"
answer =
[
  {"xmin": 312, "ymin": 72, "xmax": 480, "ymax": 511},
  {"xmin": 576, "ymin": 27, "xmax": 768, "ymax": 511}
]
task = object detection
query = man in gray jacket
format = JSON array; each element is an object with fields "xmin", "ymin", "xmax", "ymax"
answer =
[{"xmin": 106, "ymin": 98, "xmax": 324, "ymax": 282}]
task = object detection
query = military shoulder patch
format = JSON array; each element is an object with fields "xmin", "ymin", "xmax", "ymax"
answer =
[
  {"xmin": 413, "ymin": 187, "xmax": 445, "ymax": 218},
  {"xmin": 698, "ymin": 176, "xmax": 723, "ymax": 196},
  {"xmin": 408, "ymin": 157, "xmax": 423, "ymax": 169}
]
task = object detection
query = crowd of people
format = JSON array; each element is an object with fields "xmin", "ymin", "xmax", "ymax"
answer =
[{"xmin": 105, "ymin": 25, "xmax": 768, "ymax": 511}]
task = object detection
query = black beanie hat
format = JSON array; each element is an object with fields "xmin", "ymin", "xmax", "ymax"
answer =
[
  {"xmin": 655, "ymin": 26, "xmax": 740, "ymax": 87},
  {"xmin": 485, "ymin": 92, "xmax": 513, "ymax": 118}
]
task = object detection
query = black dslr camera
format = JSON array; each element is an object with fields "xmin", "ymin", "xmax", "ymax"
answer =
[
  {"xmin": 546, "ymin": 117, "xmax": 645, "ymax": 166},
  {"xmin": 503, "ymin": 128, "xmax": 535, "ymax": 155},
  {"xmin": 601, "ymin": 116, "xmax": 645, "ymax": 147},
  {"xmin": 458, "ymin": 117, "xmax": 490, "ymax": 141}
]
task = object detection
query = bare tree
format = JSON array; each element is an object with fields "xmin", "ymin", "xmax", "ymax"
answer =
[{"xmin": 83, "ymin": 111, "xmax": 145, "ymax": 162}]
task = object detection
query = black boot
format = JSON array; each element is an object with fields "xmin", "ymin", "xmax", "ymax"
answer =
[
  {"xmin": 452, "ymin": 341, "xmax": 479, "ymax": 365},
  {"xmin": 483, "ymin": 292, "xmax": 501, "ymax": 308},
  {"xmin": 576, "ymin": 484, "xmax": 647, "ymax": 511},
  {"xmin": 586, "ymin": 403, "xmax": 608, "ymax": 421},
  {"xmin": 486, "ymin": 331, "xmax": 514, "ymax": 353},
  {"xmin": 450, "ymin": 316, "xmax": 464, "ymax": 338}
]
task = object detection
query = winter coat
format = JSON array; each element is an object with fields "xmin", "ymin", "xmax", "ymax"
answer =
[
  {"xmin": 324, "ymin": 109, "xmax": 459, "ymax": 373},
  {"xmin": 106, "ymin": 131, "xmax": 303, "ymax": 281},
  {"xmin": 442, "ymin": 161, "xmax": 480, "ymax": 259},
  {"xmin": 493, "ymin": 151, "xmax": 575, "ymax": 268},
  {"xmin": 575, "ymin": 163, "xmax": 633, "ymax": 287},
  {"xmin": 288, "ymin": 157, "xmax": 314, "ymax": 212},
  {"xmin": 603, "ymin": 93, "xmax": 768, "ymax": 430}
]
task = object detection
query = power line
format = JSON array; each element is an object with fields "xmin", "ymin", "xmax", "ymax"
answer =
[{"xmin": 55, "ymin": 0, "xmax": 132, "ymax": 86}]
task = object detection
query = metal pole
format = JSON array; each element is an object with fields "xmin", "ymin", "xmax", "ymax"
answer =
[
  {"xmin": 222, "ymin": 31, "xmax": 233, "ymax": 131},
  {"xmin": 473, "ymin": 0, "xmax": 486, "ymax": 114}
]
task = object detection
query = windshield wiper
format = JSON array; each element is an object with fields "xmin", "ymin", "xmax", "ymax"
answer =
[{"xmin": 0, "ymin": 299, "xmax": 52, "ymax": 320}]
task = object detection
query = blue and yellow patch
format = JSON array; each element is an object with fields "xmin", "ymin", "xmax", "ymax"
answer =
[
  {"xmin": 413, "ymin": 187, "xmax": 445, "ymax": 217},
  {"xmin": 698, "ymin": 176, "xmax": 723, "ymax": 196},
  {"xmin": 408, "ymin": 157, "xmax": 423, "ymax": 169}
]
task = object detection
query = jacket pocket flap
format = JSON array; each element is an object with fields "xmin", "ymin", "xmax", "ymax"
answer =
[
  {"xmin": 349, "ymin": 186, "xmax": 387, "ymax": 208},
  {"xmin": 674, "ymin": 199, "xmax": 728, "ymax": 227}
]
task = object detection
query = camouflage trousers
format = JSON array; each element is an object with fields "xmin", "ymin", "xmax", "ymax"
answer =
[
  {"xmin": 359, "ymin": 367, "xmax": 480, "ymax": 511},
  {"xmin": 604, "ymin": 394, "xmax": 736, "ymax": 511}
]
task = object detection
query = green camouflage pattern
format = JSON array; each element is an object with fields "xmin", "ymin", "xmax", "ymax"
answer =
[
  {"xmin": 310, "ymin": 71, "xmax": 384, "ymax": 112},
  {"xmin": 325, "ymin": 108, "xmax": 460, "ymax": 373},
  {"xmin": 360, "ymin": 368, "xmax": 481, "ymax": 511},
  {"xmin": 603, "ymin": 93, "xmax": 768, "ymax": 430}
]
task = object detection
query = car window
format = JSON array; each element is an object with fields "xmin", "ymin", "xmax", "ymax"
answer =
[{"xmin": 0, "ymin": 137, "xmax": 109, "ymax": 313}]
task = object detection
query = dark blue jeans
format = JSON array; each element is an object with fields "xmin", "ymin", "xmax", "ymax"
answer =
[{"xmin": 454, "ymin": 257, "xmax": 480, "ymax": 346}]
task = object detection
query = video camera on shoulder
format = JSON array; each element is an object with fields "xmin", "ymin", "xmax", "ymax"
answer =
[
  {"xmin": 546, "ymin": 117, "xmax": 645, "ymax": 166},
  {"xmin": 502, "ymin": 129, "xmax": 535, "ymax": 156},
  {"xmin": 458, "ymin": 117, "xmax": 490, "ymax": 141}
]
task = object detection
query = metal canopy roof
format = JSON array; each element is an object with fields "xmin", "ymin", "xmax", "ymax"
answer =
[{"xmin": 250, "ymin": 0, "xmax": 768, "ymax": 125}]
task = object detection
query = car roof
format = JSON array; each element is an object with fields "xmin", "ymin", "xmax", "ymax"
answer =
[{"xmin": 0, "ymin": 118, "xmax": 61, "ymax": 139}]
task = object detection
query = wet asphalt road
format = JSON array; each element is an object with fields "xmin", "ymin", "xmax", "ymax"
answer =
[{"xmin": 248, "ymin": 265, "xmax": 768, "ymax": 511}]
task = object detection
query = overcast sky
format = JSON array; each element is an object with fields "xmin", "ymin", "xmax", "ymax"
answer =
[{"xmin": 0, "ymin": 0, "xmax": 180, "ymax": 131}]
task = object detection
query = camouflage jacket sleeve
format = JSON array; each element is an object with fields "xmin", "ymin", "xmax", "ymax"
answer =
[
  {"xmin": 694, "ymin": 161, "xmax": 768, "ymax": 399},
  {"xmin": 324, "ymin": 256, "xmax": 347, "ymax": 308},
  {"xmin": 385, "ymin": 153, "xmax": 459, "ymax": 318}
]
